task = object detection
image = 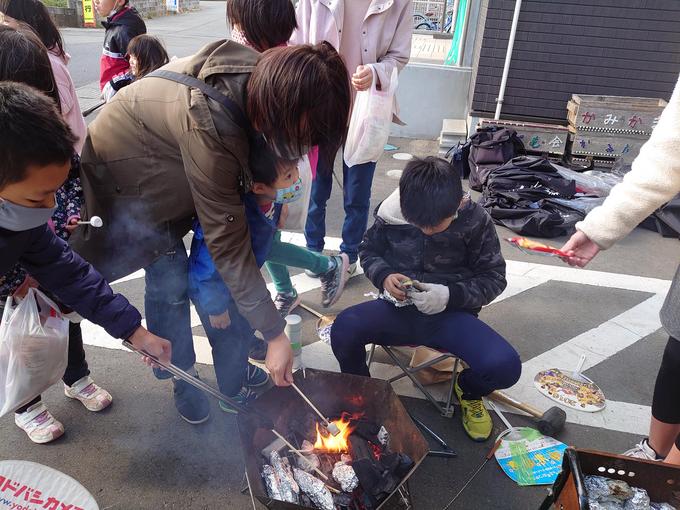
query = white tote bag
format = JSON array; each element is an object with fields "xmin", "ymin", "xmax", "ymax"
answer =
[
  {"xmin": 284, "ymin": 154, "xmax": 314, "ymax": 231},
  {"xmin": 0, "ymin": 289, "xmax": 69, "ymax": 417},
  {"xmin": 344, "ymin": 66, "xmax": 398, "ymax": 167}
]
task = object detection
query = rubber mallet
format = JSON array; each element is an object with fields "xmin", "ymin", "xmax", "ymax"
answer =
[{"xmin": 489, "ymin": 390, "xmax": 567, "ymax": 437}]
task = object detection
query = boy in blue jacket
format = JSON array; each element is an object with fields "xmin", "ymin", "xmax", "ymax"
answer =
[
  {"xmin": 188, "ymin": 140, "xmax": 347, "ymax": 411},
  {"xmin": 0, "ymin": 84, "xmax": 171, "ymax": 428}
]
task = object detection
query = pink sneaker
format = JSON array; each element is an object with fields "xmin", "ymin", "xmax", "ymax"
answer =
[
  {"xmin": 64, "ymin": 376, "xmax": 112, "ymax": 412},
  {"xmin": 15, "ymin": 402, "xmax": 64, "ymax": 444}
]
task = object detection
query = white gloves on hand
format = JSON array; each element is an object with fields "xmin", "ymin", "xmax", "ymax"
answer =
[{"xmin": 411, "ymin": 282, "xmax": 449, "ymax": 315}]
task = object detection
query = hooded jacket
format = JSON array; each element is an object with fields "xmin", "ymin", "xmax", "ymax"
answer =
[
  {"xmin": 99, "ymin": 6, "xmax": 146, "ymax": 90},
  {"xmin": 70, "ymin": 40, "xmax": 286, "ymax": 340},
  {"xmin": 0, "ymin": 225, "xmax": 141, "ymax": 340},
  {"xmin": 359, "ymin": 189, "xmax": 507, "ymax": 314}
]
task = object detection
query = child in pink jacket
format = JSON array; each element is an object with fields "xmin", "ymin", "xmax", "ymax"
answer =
[{"xmin": 0, "ymin": 0, "xmax": 87, "ymax": 153}]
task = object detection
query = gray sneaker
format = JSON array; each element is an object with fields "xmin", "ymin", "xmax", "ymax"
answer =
[
  {"xmin": 320, "ymin": 254, "xmax": 349, "ymax": 307},
  {"xmin": 623, "ymin": 439, "xmax": 662, "ymax": 461},
  {"xmin": 304, "ymin": 268, "xmax": 321, "ymax": 278},
  {"xmin": 274, "ymin": 290, "xmax": 301, "ymax": 317}
]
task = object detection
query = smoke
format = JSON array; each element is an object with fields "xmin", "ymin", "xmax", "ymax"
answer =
[{"xmin": 70, "ymin": 196, "xmax": 192, "ymax": 283}]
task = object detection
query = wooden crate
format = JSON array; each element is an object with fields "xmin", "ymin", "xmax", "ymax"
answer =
[
  {"xmin": 479, "ymin": 119, "xmax": 572, "ymax": 156},
  {"xmin": 541, "ymin": 448, "xmax": 680, "ymax": 510},
  {"xmin": 567, "ymin": 94, "xmax": 667, "ymax": 135},
  {"xmin": 571, "ymin": 131, "xmax": 647, "ymax": 159}
]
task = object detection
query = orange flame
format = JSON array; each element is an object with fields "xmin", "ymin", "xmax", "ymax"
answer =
[{"xmin": 313, "ymin": 413, "xmax": 358, "ymax": 453}]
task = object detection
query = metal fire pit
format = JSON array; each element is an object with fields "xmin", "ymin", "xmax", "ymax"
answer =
[{"xmin": 238, "ymin": 369, "xmax": 429, "ymax": 510}]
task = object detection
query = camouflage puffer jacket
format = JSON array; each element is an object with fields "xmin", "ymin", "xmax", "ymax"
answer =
[{"xmin": 359, "ymin": 189, "xmax": 507, "ymax": 314}]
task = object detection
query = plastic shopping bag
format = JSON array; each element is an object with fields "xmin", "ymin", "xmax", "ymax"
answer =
[
  {"xmin": 285, "ymin": 154, "xmax": 313, "ymax": 231},
  {"xmin": 0, "ymin": 289, "xmax": 69, "ymax": 417},
  {"xmin": 344, "ymin": 66, "xmax": 398, "ymax": 167}
]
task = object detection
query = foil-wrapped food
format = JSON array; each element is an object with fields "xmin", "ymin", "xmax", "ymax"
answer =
[
  {"xmin": 585, "ymin": 475, "xmax": 675, "ymax": 510},
  {"xmin": 624, "ymin": 488, "xmax": 651, "ymax": 510},
  {"xmin": 270, "ymin": 451, "xmax": 300, "ymax": 504},
  {"xmin": 293, "ymin": 468, "xmax": 335, "ymax": 510},
  {"xmin": 585, "ymin": 476, "xmax": 633, "ymax": 503},
  {"xmin": 262, "ymin": 465, "xmax": 283, "ymax": 501},
  {"xmin": 378, "ymin": 426, "xmax": 389, "ymax": 447},
  {"xmin": 332, "ymin": 462, "xmax": 359, "ymax": 493}
]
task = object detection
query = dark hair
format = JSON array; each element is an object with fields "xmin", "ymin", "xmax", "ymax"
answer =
[
  {"xmin": 248, "ymin": 136, "xmax": 298, "ymax": 186},
  {"xmin": 0, "ymin": 24, "xmax": 61, "ymax": 111},
  {"xmin": 126, "ymin": 34, "xmax": 169, "ymax": 78},
  {"xmin": 0, "ymin": 82, "xmax": 76, "ymax": 189},
  {"xmin": 0, "ymin": 0, "xmax": 65, "ymax": 57},
  {"xmin": 227, "ymin": 0, "xmax": 296, "ymax": 52},
  {"xmin": 247, "ymin": 43, "xmax": 350, "ymax": 171},
  {"xmin": 399, "ymin": 157, "xmax": 463, "ymax": 228}
]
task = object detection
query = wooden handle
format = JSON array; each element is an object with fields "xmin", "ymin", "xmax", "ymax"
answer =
[
  {"xmin": 298, "ymin": 302, "xmax": 324, "ymax": 319},
  {"xmin": 291, "ymin": 383, "xmax": 329, "ymax": 425},
  {"xmin": 490, "ymin": 390, "xmax": 543, "ymax": 419}
]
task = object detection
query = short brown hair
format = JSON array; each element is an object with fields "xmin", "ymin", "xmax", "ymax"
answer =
[
  {"xmin": 247, "ymin": 43, "xmax": 350, "ymax": 169},
  {"xmin": 0, "ymin": 82, "xmax": 76, "ymax": 189},
  {"xmin": 227, "ymin": 0, "xmax": 296, "ymax": 52},
  {"xmin": 126, "ymin": 34, "xmax": 169, "ymax": 78}
]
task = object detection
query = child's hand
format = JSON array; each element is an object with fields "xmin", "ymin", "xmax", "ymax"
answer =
[
  {"xmin": 352, "ymin": 65, "xmax": 374, "ymax": 91},
  {"xmin": 278, "ymin": 204, "xmax": 289, "ymax": 229},
  {"xmin": 383, "ymin": 273, "xmax": 409, "ymax": 301},
  {"xmin": 13, "ymin": 276, "xmax": 39, "ymax": 299},
  {"xmin": 65, "ymin": 216, "xmax": 80, "ymax": 234},
  {"xmin": 209, "ymin": 310, "xmax": 231, "ymax": 329}
]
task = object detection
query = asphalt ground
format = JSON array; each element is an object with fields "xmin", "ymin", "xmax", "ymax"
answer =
[{"xmin": 0, "ymin": 5, "xmax": 678, "ymax": 509}]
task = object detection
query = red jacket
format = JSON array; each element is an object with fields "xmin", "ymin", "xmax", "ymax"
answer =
[{"xmin": 99, "ymin": 6, "xmax": 146, "ymax": 90}]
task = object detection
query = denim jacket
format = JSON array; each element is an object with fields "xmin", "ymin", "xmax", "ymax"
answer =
[{"xmin": 188, "ymin": 194, "xmax": 282, "ymax": 315}]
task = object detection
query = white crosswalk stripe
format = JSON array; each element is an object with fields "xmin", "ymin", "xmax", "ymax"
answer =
[{"xmin": 82, "ymin": 233, "xmax": 670, "ymax": 435}]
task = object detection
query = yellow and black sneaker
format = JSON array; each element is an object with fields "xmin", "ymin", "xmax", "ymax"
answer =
[{"xmin": 454, "ymin": 375, "xmax": 493, "ymax": 442}]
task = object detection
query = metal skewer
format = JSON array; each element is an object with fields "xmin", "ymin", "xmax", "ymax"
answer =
[{"xmin": 123, "ymin": 341, "xmax": 332, "ymax": 482}]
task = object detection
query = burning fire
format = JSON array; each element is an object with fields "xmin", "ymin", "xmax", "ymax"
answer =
[{"xmin": 313, "ymin": 413, "xmax": 357, "ymax": 453}]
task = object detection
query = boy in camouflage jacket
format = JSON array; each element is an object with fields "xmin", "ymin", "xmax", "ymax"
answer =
[{"xmin": 331, "ymin": 156, "xmax": 521, "ymax": 442}]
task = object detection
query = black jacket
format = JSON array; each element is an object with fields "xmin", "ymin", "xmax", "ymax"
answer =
[
  {"xmin": 99, "ymin": 6, "xmax": 146, "ymax": 89},
  {"xmin": 0, "ymin": 224, "xmax": 141, "ymax": 340},
  {"xmin": 359, "ymin": 190, "xmax": 507, "ymax": 314}
]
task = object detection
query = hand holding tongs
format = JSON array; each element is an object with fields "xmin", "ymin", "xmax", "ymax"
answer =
[{"xmin": 123, "ymin": 341, "xmax": 332, "ymax": 481}]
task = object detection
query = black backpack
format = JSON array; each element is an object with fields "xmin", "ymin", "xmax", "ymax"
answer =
[
  {"xmin": 446, "ymin": 140, "xmax": 472, "ymax": 180},
  {"xmin": 468, "ymin": 126, "xmax": 526, "ymax": 191}
]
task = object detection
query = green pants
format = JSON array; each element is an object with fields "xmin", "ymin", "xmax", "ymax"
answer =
[{"xmin": 265, "ymin": 231, "xmax": 331, "ymax": 294}]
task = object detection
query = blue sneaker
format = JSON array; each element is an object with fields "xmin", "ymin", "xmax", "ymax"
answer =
[
  {"xmin": 219, "ymin": 387, "xmax": 258, "ymax": 414},
  {"xmin": 246, "ymin": 364, "xmax": 270, "ymax": 388},
  {"xmin": 173, "ymin": 376, "xmax": 210, "ymax": 425}
]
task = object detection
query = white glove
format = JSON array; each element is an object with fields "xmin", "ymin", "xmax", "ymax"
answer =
[{"xmin": 411, "ymin": 282, "xmax": 449, "ymax": 315}]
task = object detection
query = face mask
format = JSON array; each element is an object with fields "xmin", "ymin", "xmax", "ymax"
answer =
[
  {"xmin": 274, "ymin": 178, "xmax": 304, "ymax": 204},
  {"xmin": 0, "ymin": 197, "xmax": 56, "ymax": 232}
]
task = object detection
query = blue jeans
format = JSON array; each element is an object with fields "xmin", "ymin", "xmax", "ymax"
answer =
[
  {"xmin": 145, "ymin": 241, "xmax": 195, "ymax": 377},
  {"xmin": 145, "ymin": 240, "xmax": 259, "ymax": 396},
  {"xmin": 192, "ymin": 300, "xmax": 254, "ymax": 397},
  {"xmin": 330, "ymin": 299, "xmax": 522, "ymax": 399},
  {"xmin": 305, "ymin": 157, "xmax": 377, "ymax": 264}
]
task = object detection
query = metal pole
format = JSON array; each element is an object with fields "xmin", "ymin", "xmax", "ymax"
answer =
[
  {"xmin": 456, "ymin": 0, "xmax": 471, "ymax": 66},
  {"xmin": 450, "ymin": 0, "xmax": 460, "ymax": 35},
  {"xmin": 494, "ymin": 0, "xmax": 522, "ymax": 120},
  {"xmin": 439, "ymin": 0, "xmax": 447, "ymax": 33}
]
